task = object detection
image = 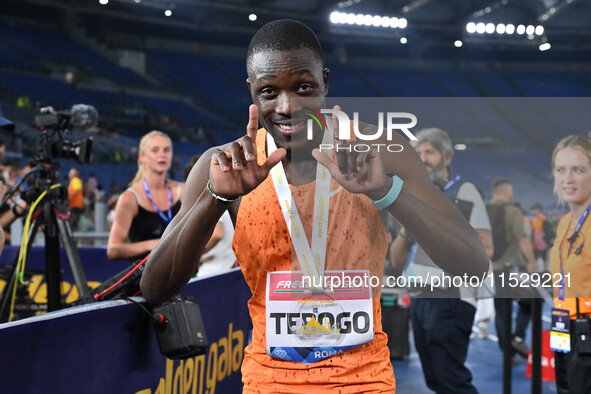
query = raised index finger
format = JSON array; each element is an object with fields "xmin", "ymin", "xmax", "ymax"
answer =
[
  {"xmin": 247, "ymin": 104, "xmax": 259, "ymax": 141},
  {"xmin": 331, "ymin": 104, "xmax": 342, "ymax": 140}
]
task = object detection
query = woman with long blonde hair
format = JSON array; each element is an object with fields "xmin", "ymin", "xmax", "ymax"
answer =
[
  {"xmin": 549, "ymin": 135, "xmax": 591, "ymax": 393},
  {"xmin": 107, "ymin": 131, "xmax": 184, "ymax": 261}
]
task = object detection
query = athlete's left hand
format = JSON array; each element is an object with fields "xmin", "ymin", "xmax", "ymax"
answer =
[{"xmin": 311, "ymin": 106, "xmax": 392, "ymax": 200}]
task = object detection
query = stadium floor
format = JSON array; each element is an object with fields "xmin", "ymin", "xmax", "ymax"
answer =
[{"xmin": 392, "ymin": 302, "xmax": 556, "ymax": 393}]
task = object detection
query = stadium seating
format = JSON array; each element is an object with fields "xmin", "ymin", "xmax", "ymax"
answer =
[{"xmin": 0, "ymin": 22, "xmax": 587, "ymax": 208}]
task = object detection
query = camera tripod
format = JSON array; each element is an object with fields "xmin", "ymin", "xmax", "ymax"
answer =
[{"xmin": 0, "ymin": 165, "xmax": 90, "ymax": 322}]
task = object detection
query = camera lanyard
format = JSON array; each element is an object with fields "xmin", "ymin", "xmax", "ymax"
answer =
[
  {"xmin": 266, "ymin": 125, "xmax": 334, "ymax": 289},
  {"xmin": 558, "ymin": 204, "xmax": 591, "ymax": 301},
  {"xmin": 142, "ymin": 178, "xmax": 173, "ymax": 225}
]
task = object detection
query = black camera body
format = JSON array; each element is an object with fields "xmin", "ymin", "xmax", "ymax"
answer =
[
  {"xmin": 152, "ymin": 297, "xmax": 209, "ymax": 359},
  {"xmin": 34, "ymin": 112, "xmax": 68, "ymax": 130},
  {"xmin": 32, "ymin": 105, "xmax": 96, "ymax": 165},
  {"xmin": 35, "ymin": 135, "xmax": 93, "ymax": 165}
]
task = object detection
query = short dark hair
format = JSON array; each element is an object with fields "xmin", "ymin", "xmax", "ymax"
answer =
[
  {"xmin": 246, "ymin": 19, "xmax": 324, "ymax": 73},
  {"xmin": 492, "ymin": 178, "xmax": 512, "ymax": 193}
]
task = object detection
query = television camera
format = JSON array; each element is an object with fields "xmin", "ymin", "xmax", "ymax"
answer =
[{"xmin": 0, "ymin": 104, "xmax": 99, "ymax": 321}]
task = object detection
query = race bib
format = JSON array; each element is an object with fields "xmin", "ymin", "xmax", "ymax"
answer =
[{"xmin": 266, "ymin": 270, "xmax": 374, "ymax": 364}]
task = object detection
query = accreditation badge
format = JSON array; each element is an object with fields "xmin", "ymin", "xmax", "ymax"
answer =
[
  {"xmin": 265, "ymin": 270, "xmax": 374, "ymax": 364},
  {"xmin": 550, "ymin": 308, "xmax": 571, "ymax": 353}
]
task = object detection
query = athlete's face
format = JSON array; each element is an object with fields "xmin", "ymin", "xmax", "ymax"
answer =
[
  {"xmin": 553, "ymin": 147, "xmax": 591, "ymax": 208},
  {"xmin": 415, "ymin": 142, "xmax": 449, "ymax": 182},
  {"xmin": 247, "ymin": 48, "xmax": 329, "ymax": 152}
]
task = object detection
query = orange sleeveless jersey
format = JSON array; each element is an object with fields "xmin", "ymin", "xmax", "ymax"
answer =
[
  {"xmin": 232, "ymin": 129, "xmax": 396, "ymax": 393},
  {"xmin": 550, "ymin": 212, "xmax": 591, "ymax": 318}
]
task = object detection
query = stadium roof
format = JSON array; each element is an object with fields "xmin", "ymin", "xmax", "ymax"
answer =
[{"xmin": 2, "ymin": 0, "xmax": 591, "ymax": 62}]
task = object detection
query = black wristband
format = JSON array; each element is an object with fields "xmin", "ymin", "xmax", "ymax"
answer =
[{"xmin": 12, "ymin": 205, "xmax": 24, "ymax": 218}]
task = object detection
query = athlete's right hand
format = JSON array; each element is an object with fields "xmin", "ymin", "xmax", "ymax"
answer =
[{"xmin": 209, "ymin": 105, "xmax": 286, "ymax": 200}]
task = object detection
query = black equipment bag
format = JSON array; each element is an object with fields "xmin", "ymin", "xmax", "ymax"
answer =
[{"xmin": 152, "ymin": 296, "xmax": 208, "ymax": 359}]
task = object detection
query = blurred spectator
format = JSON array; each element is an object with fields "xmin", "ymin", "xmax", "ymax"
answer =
[
  {"xmin": 489, "ymin": 179, "xmax": 537, "ymax": 359},
  {"xmin": 86, "ymin": 173, "xmax": 98, "ymax": 199},
  {"xmin": 0, "ymin": 109, "xmax": 26, "ymax": 244},
  {"xmin": 95, "ymin": 184, "xmax": 105, "ymax": 203},
  {"xmin": 83, "ymin": 173, "xmax": 98, "ymax": 227},
  {"xmin": 107, "ymin": 131, "xmax": 184, "ymax": 261},
  {"xmin": 515, "ymin": 202, "xmax": 532, "ymax": 238},
  {"xmin": 67, "ymin": 168, "xmax": 84, "ymax": 231},
  {"xmin": 390, "ymin": 128, "xmax": 492, "ymax": 393},
  {"xmin": 530, "ymin": 203, "xmax": 554, "ymax": 271},
  {"xmin": 0, "ymin": 105, "xmax": 14, "ymax": 178},
  {"xmin": 549, "ymin": 135, "xmax": 591, "ymax": 393},
  {"xmin": 5, "ymin": 159, "xmax": 21, "ymax": 186}
]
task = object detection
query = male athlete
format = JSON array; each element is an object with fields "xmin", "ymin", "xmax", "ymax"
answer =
[{"xmin": 141, "ymin": 19, "xmax": 488, "ymax": 392}]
